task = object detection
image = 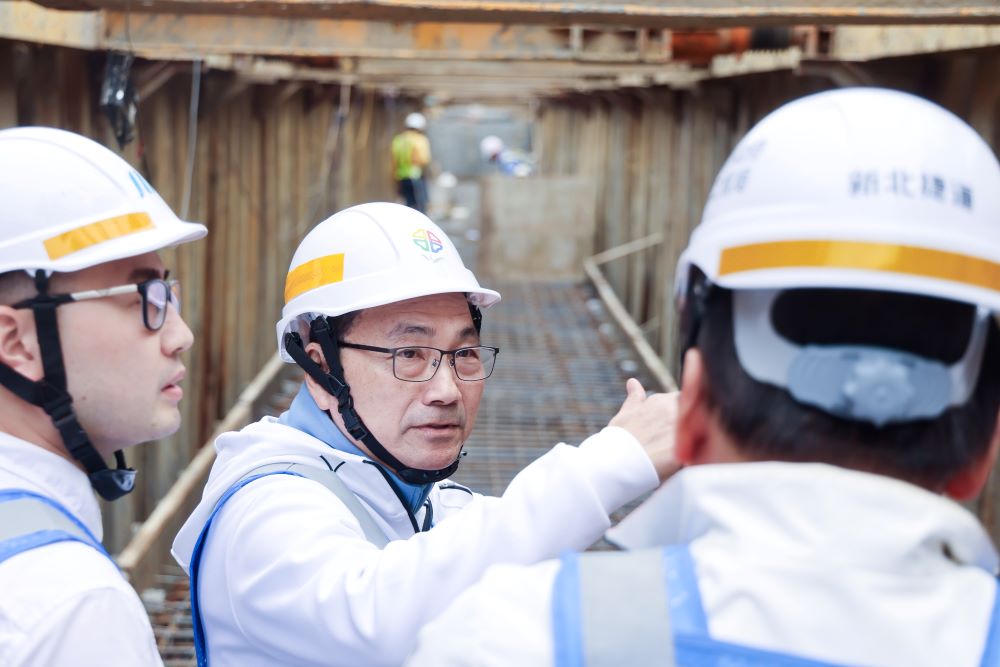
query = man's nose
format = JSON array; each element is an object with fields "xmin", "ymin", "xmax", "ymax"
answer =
[
  {"xmin": 162, "ymin": 305, "xmax": 194, "ymax": 356},
  {"xmin": 423, "ymin": 356, "xmax": 462, "ymax": 403}
]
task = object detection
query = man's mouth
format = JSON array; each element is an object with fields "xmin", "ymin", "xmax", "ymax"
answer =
[
  {"xmin": 162, "ymin": 369, "xmax": 186, "ymax": 399},
  {"xmin": 414, "ymin": 422, "xmax": 460, "ymax": 431}
]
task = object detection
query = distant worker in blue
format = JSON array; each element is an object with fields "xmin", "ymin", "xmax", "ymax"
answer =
[
  {"xmin": 480, "ymin": 135, "xmax": 534, "ymax": 177},
  {"xmin": 392, "ymin": 112, "xmax": 432, "ymax": 213},
  {"xmin": 0, "ymin": 127, "xmax": 206, "ymax": 666},
  {"xmin": 410, "ymin": 88, "xmax": 1000, "ymax": 667},
  {"xmin": 173, "ymin": 202, "xmax": 680, "ymax": 666}
]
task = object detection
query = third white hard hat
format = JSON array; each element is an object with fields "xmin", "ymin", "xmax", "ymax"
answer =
[
  {"xmin": 677, "ymin": 87, "xmax": 1000, "ymax": 313},
  {"xmin": 275, "ymin": 202, "xmax": 500, "ymax": 361},
  {"xmin": 405, "ymin": 112, "xmax": 427, "ymax": 130}
]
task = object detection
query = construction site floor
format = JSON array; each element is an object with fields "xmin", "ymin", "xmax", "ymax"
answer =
[{"xmin": 143, "ymin": 279, "xmax": 658, "ymax": 665}]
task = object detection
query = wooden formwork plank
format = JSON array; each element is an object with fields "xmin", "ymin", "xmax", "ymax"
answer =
[
  {"xmin": 261, "ymin": 98, "xmax": 279, "ymax": 330},
  {"xmin": 967, "ymin": 51, "xmax": 1000, "ymax": 147},
  {"xmin": 626, "ymin": 95, "xmax": 650, "ymax": 326},
  {"xmin": 648, "ymin": 92, "xmax": 674, "ymax": 360},
  {"xmin": 604, "ymin": 99, "xmax": 629, "ymax": 297},
  {"xmin": 0, "ymin": 42, "xmax": 16, "ymax": 128},
  {"xmin": 222, "ymin": 102, "xmax": 240, "ymax": 411}
]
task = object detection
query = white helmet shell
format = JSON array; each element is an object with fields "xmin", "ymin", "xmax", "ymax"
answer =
[
  {"xmin": 405, "ymin": 112, "xmax": 427, "ymax": 130},
  {"xmin": 276, "ymin": 202, "xmax": 500, "ymax": 361},
  {"xmin": 0, "ymin": 126, "xmax": 207, "ymax": 275},
  {"xmin": 677, "ymin": 87, "xmax": 1000, "ymax": 313}
]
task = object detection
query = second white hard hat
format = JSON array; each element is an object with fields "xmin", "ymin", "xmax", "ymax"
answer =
[
  {"xmin": 0, "ymin": 126, "xmax": 206, "ymax": 275},
  {"xmin": 276, "ymin": 202, "xmax": 500, "ymax": 362}
]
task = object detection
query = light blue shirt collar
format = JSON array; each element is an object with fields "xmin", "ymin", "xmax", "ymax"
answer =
[{"xmin": 278, "ymin": 384, "xmax": 432, "ymax": 513}]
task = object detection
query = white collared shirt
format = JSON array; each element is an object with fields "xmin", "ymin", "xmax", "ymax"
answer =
[
  {"xmin": 0, "ymin": 433, "xmax": 163, "ymax": 666},
  {"xmin": 408, "ymin": 462, "xmax": 1000, "ymax": 667}
]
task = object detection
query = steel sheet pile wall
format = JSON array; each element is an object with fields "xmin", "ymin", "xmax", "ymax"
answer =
[
  {"xmin": 0, "ymin": 42, "xmax": 406, "ymax": 553},
  {"xmin": 537, "ymin": 46, "xmax": 1000, "ymax": 539}
]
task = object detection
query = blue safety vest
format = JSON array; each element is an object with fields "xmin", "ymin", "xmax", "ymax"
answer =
[
  {"xmin": 0, "ymin": 488, "xmax": 112, "ymax": 567},
  {"xmin": 552, "ymin": 544, "xmax": 1000, "ymax": 667},
  {"xmin": 188, "ymin": 462, "xmax": 389, "ymax": 667}
]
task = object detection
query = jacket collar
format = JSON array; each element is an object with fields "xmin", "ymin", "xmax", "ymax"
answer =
[
  {"xmin": 608, "ymin": 462, "xmax": 998, "ymax": 575},
  {"xmin": 278, "ymin": 385, "xmax": 432, "ymax": 513}
]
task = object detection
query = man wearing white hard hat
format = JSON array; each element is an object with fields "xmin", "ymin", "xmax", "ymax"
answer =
[
  {"xmin": 173, "ymin": 201, "xmax": 678, "ymax": 666},
  {"xmin": 479, "ymin": 135, "xmax": 534, "ymax": 178},
  {"xmin": 408, "ymin": 87, "xmax": 1000, "ymax": 667},
  {"xmin": 392, "ymin": 112, "xmax": 432, "ymax": 213},
  {"xmin": 0, "ymin": 127, "xmax": 206, "ymax": 665}
]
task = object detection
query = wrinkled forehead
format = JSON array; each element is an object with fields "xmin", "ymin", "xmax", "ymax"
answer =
[{"xmin": 352, "ymin": 293, "xmax": 476, "ymax": 340}]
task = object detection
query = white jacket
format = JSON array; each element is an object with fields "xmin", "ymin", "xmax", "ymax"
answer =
[
  {"xmin": 172, "ymin": 398, "xmax": 658, "ymax": 666},
  {"xmin": 0, "ymin": 433, "xmax": 163, "ymax": 667},
  {"xmin": 408, "ymin": 462, "xmax": 1000, "ymax": 667}
]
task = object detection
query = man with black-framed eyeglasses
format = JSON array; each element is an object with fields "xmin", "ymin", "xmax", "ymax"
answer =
[
  {"xmin": 0, "ymin": 127, "xmax": 206, "ymax": 666},
  {"xmin": 336, "ymin": 341, "xmax": 499, "ymax": 382},
  {"xmin": 12, "ymin": 276, "xmax": 181, "ymax": 332},
  {"xmin": 174, "ymin": 202, "xmax": 679, "ymax": 667}
]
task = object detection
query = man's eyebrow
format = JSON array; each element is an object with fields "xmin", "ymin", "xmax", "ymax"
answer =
[
  {"xmin": 384, "ymin": 323, "xmax": 480, "ymax": 343},
  {"xmin": 386, "ymin": 323, "xmax": 434, "ymax": 340},
  {"xmin": 457, "ymin": 325, "xmax": 479, "ymax": 341},
  {"xmin": 127, "ymin": 267, "xmax": 165, "ymax": 283}
]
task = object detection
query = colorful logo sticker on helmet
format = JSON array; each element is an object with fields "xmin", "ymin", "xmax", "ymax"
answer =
[{"xmin": 412, "ymin": 229, "xmax": 444, "ymax": 254}]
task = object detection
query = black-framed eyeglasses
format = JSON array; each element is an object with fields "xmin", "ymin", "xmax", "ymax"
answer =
[
  {"xmin": 13, "ymin": 277, "xmax": 181, "ymax": 332},
  {"xmin": 339, "ymin": 341, "xmax": 500, "ymax": 382}
]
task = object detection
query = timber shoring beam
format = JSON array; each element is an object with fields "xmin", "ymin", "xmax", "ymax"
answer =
[
  {"xmin": 28, "ymin": 0, "xmax": 1000, "ymax": 27},
  {"xmin": 98, "ymin": 13, "xmax": 673, "ymax": 62}
]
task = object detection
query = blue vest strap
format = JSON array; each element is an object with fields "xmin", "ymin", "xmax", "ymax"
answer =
[
  {"xmin": 553, "ymin": 544, "xmax": 864, "ymax": 667},
  {"xmin": 979, "ymin": 582, "xmax": 1000, "ymax": 667},
  {"xmin": 0, "ymin": 489, "xmax": 109, "ymax": 566},
  {"xmin": 554, "ymin": 548, "xmax": 674, "ymax": 667},
  {"xmin": 189, "ymin": 463, "xmax": 389, "ymax": 666}
]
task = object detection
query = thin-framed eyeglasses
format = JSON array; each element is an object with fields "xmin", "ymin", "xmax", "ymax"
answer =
[
  {"xmin": 13, "ymin": 277, "xmax": 181, "ymax": 332},
  {"xmin": 338, "ymin": 341, "xmax": 500, "ymax": 382}
]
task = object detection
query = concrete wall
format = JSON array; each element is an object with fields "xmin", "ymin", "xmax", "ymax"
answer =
[{"xmin": 478, "ymin": 175, "xmax": 595, "ymax": 281}]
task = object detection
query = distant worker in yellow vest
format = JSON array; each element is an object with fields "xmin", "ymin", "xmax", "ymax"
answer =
[{"xmin": 392, "ymin": 113, "xmax": 432, "ymax": 214}]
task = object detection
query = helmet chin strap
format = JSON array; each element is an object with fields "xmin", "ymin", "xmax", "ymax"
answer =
[
  {"xmin": 0, "ymin": 271, "xmax": 134, "ymax": 501},
  {"xmin": 284, "ymin": 306, "xmax": 482, "ymax": 485}
]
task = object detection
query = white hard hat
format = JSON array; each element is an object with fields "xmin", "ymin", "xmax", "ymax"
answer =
[
  {"xmin": 405, "ymin": 112, "xmax": 427, "ymax": 130},
  {"xmin": 677, "ymin": 87, "xmax": 1000, "ymax": 425},
  {"xmin": 480, "ymin": 135, "xmax": 503, "ymax": 159},
  {"xmin": 677, "ymin": 87, "xmax": 1000, "ymax": 312},
  {"xmin": 276, "ymin": 202, "xmax": 500, "ymax": 361},
  {"xmin": 0, "ymin": 126, "xmax": 207, "ymax": 275}
]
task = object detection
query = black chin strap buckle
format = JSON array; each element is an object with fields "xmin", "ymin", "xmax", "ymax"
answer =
[
  {"xmin": 91, "ymin": 466, "xmax": 136, "ymax": 501},
  {"xmin": 339, "ymin": 403, "xmax": 369, "ymax": 441},
  {"xmin": 39, "ymin": 384, "xmax": 135, "ymax": 501}
]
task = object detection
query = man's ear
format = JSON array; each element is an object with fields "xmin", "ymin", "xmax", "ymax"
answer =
[
  {"xmin": 676, "ymin": 348, "xmax": 712, "ymax": 465},
  {"xmin": 0, "ymin": 306, "xmax": 41, "ymax": 381},
  {"xmin": 302, "ymin": 341, "xmax": 336, "ymax": 411},
  {"xmin": 944, "ymin": 410, "xmax": 1000, "ymax": 501}
]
